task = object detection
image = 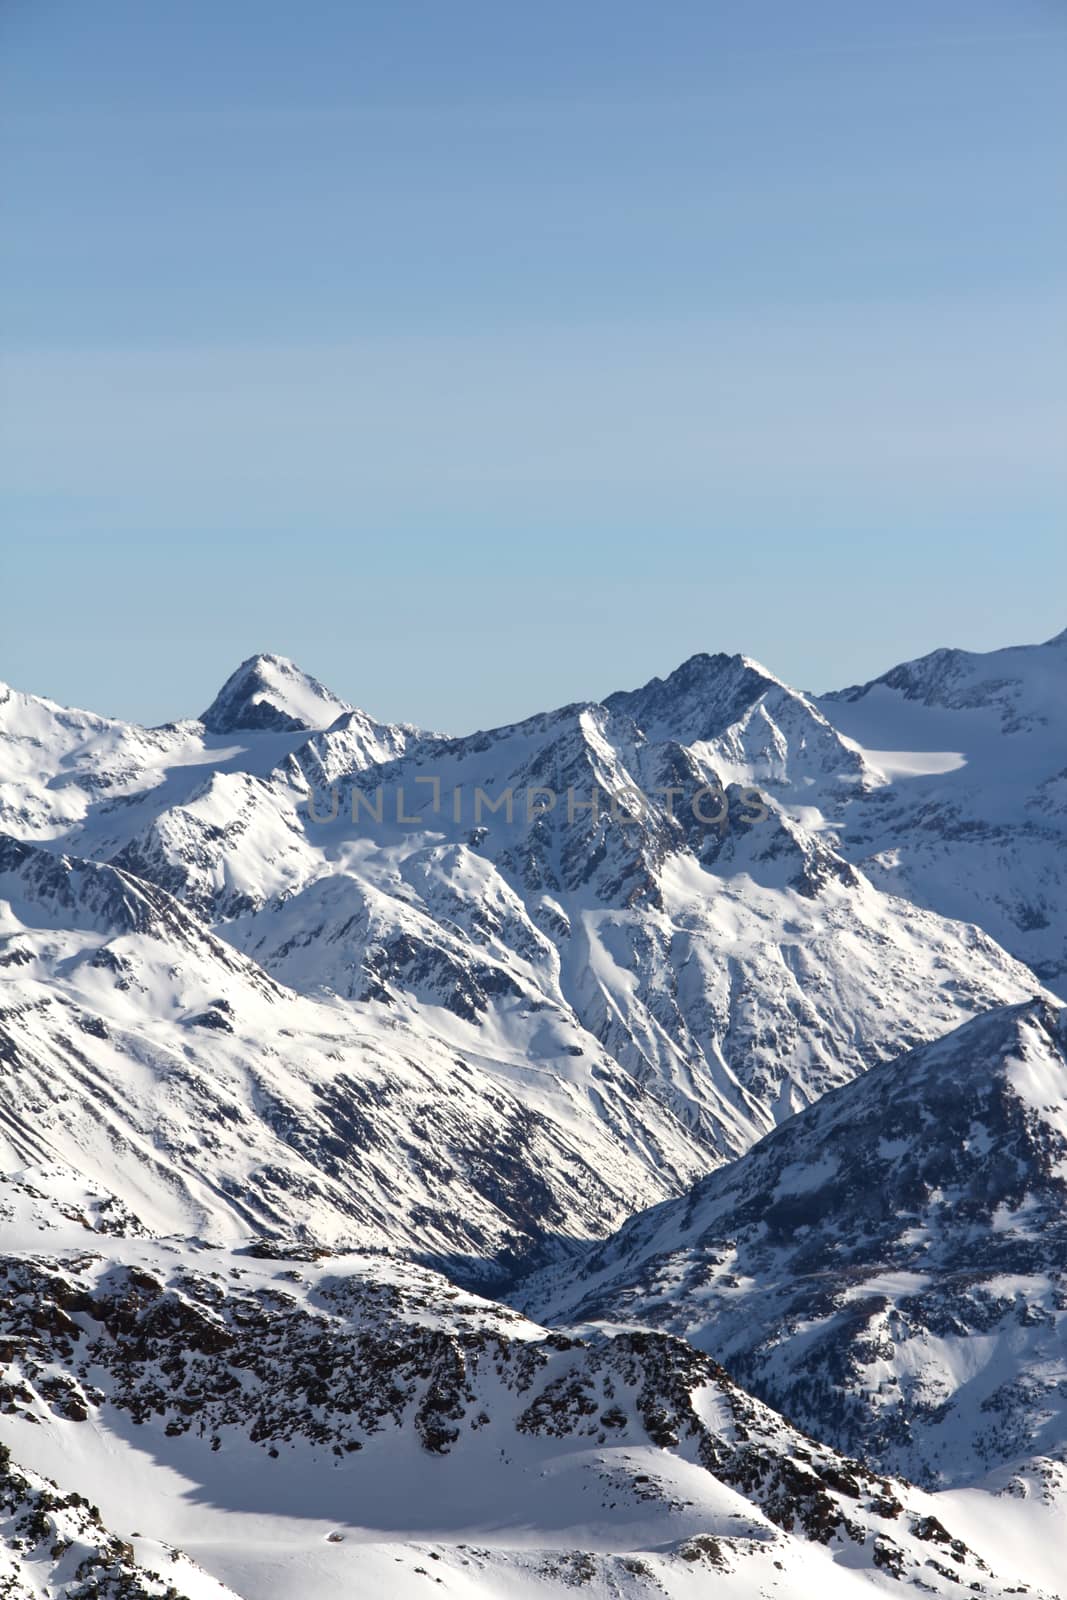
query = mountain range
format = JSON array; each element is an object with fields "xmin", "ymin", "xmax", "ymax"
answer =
[{"xmin": 0, "ymin": 628, "xmax": 1064, "ymax": 1597}]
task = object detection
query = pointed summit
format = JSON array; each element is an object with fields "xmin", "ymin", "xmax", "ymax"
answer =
[
  {"xmin": 200, "ymin": 653, "xmax": 350, "ymax": 735},
  {"xmin": 603, "ymin": 651, "xmax": 783, "ymax": 743}
]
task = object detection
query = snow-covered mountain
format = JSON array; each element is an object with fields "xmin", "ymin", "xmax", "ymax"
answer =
[
  {"xmin": 2, "ymin": 650, "xmax": 1045, "ymax": 1173},
  {"xmin": 820, "ymin": 627, "xmax": 1067, "ymax": 995},
  {"xmin": 1, "ymin": 634, "xmax": 1064, "ymax": 1597},
  {"xmin": 0, "ymin": 832, "xmax": 707, "ymax": 1279},
  {"xmin": 523, "ymin": 998, "xmax": 1067, "ymax": 1500},
  {"xmin": 0, "ymin": 645, "xmax": 1055, "ymax": 1260},
  {"xmin": 200, "ymin": 652, "xmax": 353, "ymax": 735}
]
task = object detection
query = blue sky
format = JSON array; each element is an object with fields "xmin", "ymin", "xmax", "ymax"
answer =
[{"xmin": 1, "ymin": 0, "xmax": 1064, "ymax": 730}]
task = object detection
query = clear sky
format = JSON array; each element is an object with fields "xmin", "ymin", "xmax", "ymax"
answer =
[{"xmin": 1, "ymin": 0, "xmax": 1064, "ymax": 731}]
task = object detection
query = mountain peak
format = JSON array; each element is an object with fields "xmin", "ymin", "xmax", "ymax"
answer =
[
  {"xmin": 200, "ymin": 653, "xmax": 350, "ymax": 735},
  {"xmin": 603, "ymin": 651, "xmax": 785, "ymax": 742}
]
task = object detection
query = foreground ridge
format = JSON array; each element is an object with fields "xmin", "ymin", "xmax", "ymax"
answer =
[{"xmin": 0, "ymin": 1230, "xmax": 1053, "ymax": 1598}]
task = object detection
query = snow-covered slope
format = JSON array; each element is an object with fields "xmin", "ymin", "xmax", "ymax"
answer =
[
  {"xmin": 0, "ymin": 833, "xmax": 710, "ymax": 1278},
  {"xmin": 523, "ymin": 998, "xmax": 1067, "ymax": 1498},
  {"xmin": 0, "ymin": 1212, "xmax": 1054, "ymax": 1600},
  {"xmin": 0, "ymin": 1444, "xmax": 241, "ymax": 1599},
  {"xmin": 821, "ymin": 627, "xmax": 1067, "ymax": 994},
  {"xmin": 0, "ymin": 676, "xmax": 198, "ymax": 842},
  {"xmin": 0, "ymin": 654, "xmax": 418, "ymax": 852}
]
